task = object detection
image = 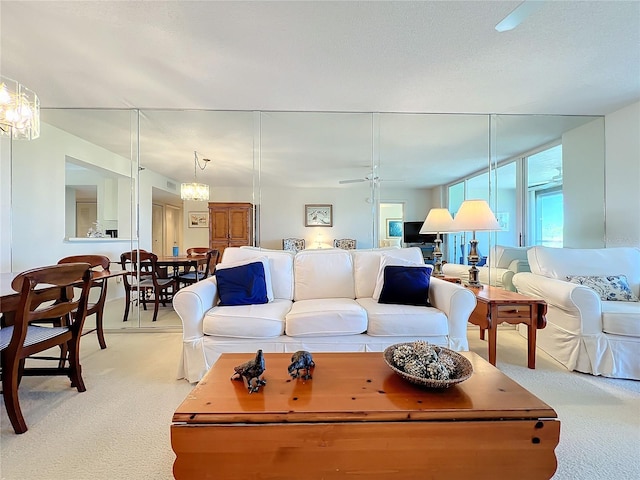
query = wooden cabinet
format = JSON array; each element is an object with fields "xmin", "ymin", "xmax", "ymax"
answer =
[{"xmin": 208, "ymin": 202, "xmax": 253, "ymax": 256}]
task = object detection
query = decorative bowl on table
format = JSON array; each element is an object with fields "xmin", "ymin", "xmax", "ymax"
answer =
[{"xmin": 383, "ymin": 341, "xmax": 473, "ymax": 389}]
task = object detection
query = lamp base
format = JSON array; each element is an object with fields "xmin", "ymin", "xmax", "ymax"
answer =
[
  {"xmin": 466, "ymin": 237, "xmax": 482, "ymax": 287},
  {"xmin": 431, "ymin": 237, "xmax": 444, "ymax": 277}
]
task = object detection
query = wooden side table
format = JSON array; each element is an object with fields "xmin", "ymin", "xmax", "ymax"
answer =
[
  {"xmin": 467, "ymin": 285, "xmax": 547, "ymax": 369},
  {"xmin": 435, "ymin": 275, "xmax": 462, "ymax": 284}
]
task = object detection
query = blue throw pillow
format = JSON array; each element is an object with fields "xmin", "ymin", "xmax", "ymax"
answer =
[
  {"xmin": 378, "ymin": 265, "xmax": 432, "ymax": 307},
  {"xmin": 216, "ymin": 261, "xmax": 268, "ymax": 306}
]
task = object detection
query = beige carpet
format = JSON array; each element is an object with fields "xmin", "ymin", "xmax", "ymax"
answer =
[{"xmin": 1, "ymin": 329, "xmax": 638, "ymax": 480}]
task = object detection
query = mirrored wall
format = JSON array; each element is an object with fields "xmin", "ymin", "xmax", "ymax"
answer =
[{"xmin": 3, "ymin": 109, "xmax": 605, "ymax": 328}]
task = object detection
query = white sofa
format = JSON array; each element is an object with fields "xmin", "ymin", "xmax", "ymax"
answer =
[
  {"xmin": 512, "ymin": 246, "xmax": 640, "ymax": 380},
  {"xmin": 442, "ymin": 245, "xmax": 531, "ymax": 291},
  {"xmin": 173, "ymin": 246, "xmax": 477, "ymax": 382}
]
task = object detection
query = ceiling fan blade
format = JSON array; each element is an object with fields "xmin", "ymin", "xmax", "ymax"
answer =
[
  {"xmin": 339, "ymin": 179, "xmax": 366, "ymax": 184},
  {"xmin": 495, "ymin": 0, "xmax": 543, "ymax": 32}
]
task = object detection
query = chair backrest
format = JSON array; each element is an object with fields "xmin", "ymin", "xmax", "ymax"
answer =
[
  {"xmin": 58, "ymin": 254, "xmax": 111, "ymax": 311},
  {"xmin": 283, "ymin": 238, "xmax": 305, "ymax": 253},
  {"xmin": 186, "ymin": 248, "xmax": 219, "ymax": 278},
  {"xmin": 7, "ymin": 263, "xmax": 93, "ymax": 347},
  {"xmin": 119, "ymin": 250, "xmax": 160, "ymax": 287},
  {"xmin": 333, "ymin": 238, "xmax": 356, "ymax": 250}
]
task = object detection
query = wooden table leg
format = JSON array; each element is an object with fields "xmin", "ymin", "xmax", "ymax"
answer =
[
  {"xmin": 527, "ymin": 315, "xmax": 537, "ymax": 369},
  {"xmin": 487, "ymin": 305, "xmax": 497, "ymax": 366}
]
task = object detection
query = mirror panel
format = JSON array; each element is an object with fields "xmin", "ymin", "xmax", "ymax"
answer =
[
  {"xmin": 259, "ymin": 111, "xmax": 375, "ymax": 250},
  {"xmin": 3, "ymin": 109, "xmax": 607, "ymax": 332}
]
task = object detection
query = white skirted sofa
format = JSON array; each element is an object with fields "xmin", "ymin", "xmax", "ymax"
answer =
[
  {"xmin": 512, "ymin": 246, "xmax": 640, "ymax": 380},
  {"xmin": 173, "ymin": 246, "xmax": 477, "ymax": 383},
  {"xmin": 442, "ymin": 245, "xmax": 531, "ymax": 291}
]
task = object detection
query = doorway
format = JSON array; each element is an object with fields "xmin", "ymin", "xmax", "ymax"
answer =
[{"xmin": 379, "ymin": 202, "xmax": 404, "ymax": 247}]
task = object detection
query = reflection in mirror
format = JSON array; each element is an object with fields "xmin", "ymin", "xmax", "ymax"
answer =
[
  {"xmin": 10, "ymin": 108, "xmax": 140, "ymax": 327},
  {"xmin": 486, "ymin": 114, "xmax": 605, "ymax": 288},
  {"xmin": 65, "ymin": 157, "xmax": 130, "ymax": 239},
  {"xmin": 259, "ymin": 112, "xmax": 374, "ymax": 249},
  {"xmin": 378, "ymin": 114, "xmax": 491, "ymax": 264}
]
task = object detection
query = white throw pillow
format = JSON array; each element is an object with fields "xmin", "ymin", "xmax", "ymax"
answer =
[
  {"xmin": 372, "ymin": 255, "xmax": 432, "ymax": 301},
  {"xmin": 215, "ymin": 256, "xmax": 274, "ymax": 302}
]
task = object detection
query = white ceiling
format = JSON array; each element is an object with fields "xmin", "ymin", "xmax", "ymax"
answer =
[{"xmin": 2, "ymin": 1, "xmax": 638, "ymax": 189}]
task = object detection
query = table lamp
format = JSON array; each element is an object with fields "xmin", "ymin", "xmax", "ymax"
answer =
[
  {"xmin": 419, "ymin": 208, "xmax": 454, "ymax": 277},
  {"xmin": 452, "ymin": 199, "xmax": 501, "ymax": 287}
]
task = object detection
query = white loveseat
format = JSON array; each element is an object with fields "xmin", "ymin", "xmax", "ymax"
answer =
[
  {"xmin": 442, "ymin": 245, "xmax": 531, "ymax": 291},
  {"xmin": 173, "ymin": 246, "xmax": 477, "ymax": 382},
  {"xmin": 512, "ymin": 246, "xmax": 640, "ymax": 380}
]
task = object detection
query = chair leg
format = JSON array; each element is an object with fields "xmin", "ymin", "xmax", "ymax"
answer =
[
  {"xmin": 66, "ymin": 339, "xmax": 86, "ymax": 392},
  {"xmin": 1, "ymin": 354, "xmax": 28, "ymax": 434},
  {"xmin": 141, "ymin": 288, "xmax": 148, "ymax": 311},
  {"xmin": 123, "ymin": 288, "xmax": 131, "ymax": 322},
  {"xmin": 95, "ymin": 311, "xmax": 107, "ymax": 349},
  {"xmin": 152, "ymin": 294, "xmax": 160, "ymax": 322}
]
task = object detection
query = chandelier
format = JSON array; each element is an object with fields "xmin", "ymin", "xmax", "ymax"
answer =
[
  {"xmin": 181, "ymin": 151, "xmax": 211, "ymax": 201},
  {"xmin": 0, "ymin": 76, "xmax": 40, "ymax": 140}
]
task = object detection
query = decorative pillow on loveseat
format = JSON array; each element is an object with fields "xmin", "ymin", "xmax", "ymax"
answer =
[
  {"xmin": 566, "ymin": 274, "xmax": 639, "ymax": 302},
  {"xmin": 378, "ymin": 265, "xmax": 432, "ymax": 307},
  {"xmin": 216, "ymin": 261, "xmax": 269, "ymax": 306},
  {"xmin": 372, "ymin": 254, "xmax": 432, "ymax": 301}
]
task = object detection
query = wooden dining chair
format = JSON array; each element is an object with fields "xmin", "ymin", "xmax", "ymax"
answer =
[
  {"xmin": 58, "ymin": 254, "xmax": 111, "ymax": 349},
  {"xmin": 0, "ymin": 262, "xmax": 92, "ymax": 434},
  {"xmin": 177, "ymin": 248, "xmax": 219, "ymax": 288},
  {"xmin": 120, "ymin": 250, "xmax": 175, "ymax": 322}
]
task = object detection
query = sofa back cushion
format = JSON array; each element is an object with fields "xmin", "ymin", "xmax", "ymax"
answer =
[
  {"xmin": 294, "ymin": 249, "xmax": 355, "ymax": 301},
  {"xmin": 222, "ymin": 247, "xmax": 294, "ymax": 300},
  {"xmin": 352, "ymin": 247, "xmax": 424, "ymax": 298},
  {"xmin": 491, "ymin": 245, "xmax": 531, "ymax": 270},
  {"xmin": 528, "ymin": 246, "xmax": 640, "ymax": 295}
]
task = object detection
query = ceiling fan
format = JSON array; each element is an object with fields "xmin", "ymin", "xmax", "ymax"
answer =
[
  {"xmin": 530, "ymin": 167, "xmax": 562, "ymax": 188},
  {"xmin": 338, "ymin": 166, "xmax": 405, "ymax": 185},
  {"xmin": 495, "ymin": 0, "xmax": 544, "ymax": 32}
]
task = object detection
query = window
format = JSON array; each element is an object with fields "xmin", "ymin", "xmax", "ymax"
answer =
[{"xmin": 526, "ymin": 145, "xmax": 563, "ymax": 247}]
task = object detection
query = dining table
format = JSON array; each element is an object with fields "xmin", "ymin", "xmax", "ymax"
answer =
[
  {"xmin": 0, "ymin": 268, "xmax": 125, "ymax": 317},
  {"xmin": 155, "ymin": 255, "xmax": 209, "ymax": 280}
]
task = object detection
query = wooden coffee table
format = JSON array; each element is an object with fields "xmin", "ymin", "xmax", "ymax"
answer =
[
  {"xmin": 172, "ymin": 352, "xmax": 559, "ymax": 479},
  {"xmin": 468, "ymin": 285, "xmax": 547, "ymax": 368}
]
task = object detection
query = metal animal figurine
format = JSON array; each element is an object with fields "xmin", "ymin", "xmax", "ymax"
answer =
[
  {"xmin": 231, "ymin": 349, "xmax": 266, "ymax": 393},
  {"xmin": 288, "ymin": 350, "xmax": 315, "ymax": 380}
]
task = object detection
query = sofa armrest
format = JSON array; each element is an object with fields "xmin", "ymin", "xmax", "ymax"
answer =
[
  {"xmin": 508, "ymin": 259, "xmax": 530, "ymax": 273},
  {"xmin": 512, "ymin": 272, "xmax": 603, "ymax": 334},
  {"xmin": 429, "ymin": 278, "xmax": 477, "ymax": 350},
  {"xmin": 172, "ymin": 276, "xmax": 219, "ymax": 341}
]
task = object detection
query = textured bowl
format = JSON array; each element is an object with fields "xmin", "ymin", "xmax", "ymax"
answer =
[{"xmin": 383, "ymin": 342, "xmax": 473, "ymax": 388}]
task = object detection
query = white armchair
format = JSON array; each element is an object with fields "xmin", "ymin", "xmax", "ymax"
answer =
[
  {"xmin": 513, "ymin": 246, "xmax": 640, "ymax": 380},
  {"xmin": 442, "ymin": 245, "xmax": 531, "ymax": 291}
]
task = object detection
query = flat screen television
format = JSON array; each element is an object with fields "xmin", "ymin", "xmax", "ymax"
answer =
[{"xmin": 403, "ymin": 221, "xmax": 438, "ymax": 244}]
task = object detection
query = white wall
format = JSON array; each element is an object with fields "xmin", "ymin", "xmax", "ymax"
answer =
[
  {"xmin": 604, "ymin": 101, "xmax": 640, "ymax": 247},
  {"xmin": 1, "ymin": 136, "xmax": 12, "ymax": 272},
  {"xmin": 562, "ymin": 118, "xmax": 606, "ymax": 247}
]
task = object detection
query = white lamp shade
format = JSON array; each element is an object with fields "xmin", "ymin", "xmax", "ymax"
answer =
[
  {"xmin": 419, "ymin": 208, "xmax": 454, "ymax": 233},
  {"xmin": 452, "ymin": 199, "xmax": 501, "ymax": 231}
]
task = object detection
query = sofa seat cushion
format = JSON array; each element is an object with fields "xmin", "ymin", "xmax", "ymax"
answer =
[
  {"xmin": 601, "ymin": 301, "xmax": 640, "ymax": 337},
  {"xmin": 203, "ymin": 299, "xmax": 292, "ymax": 338},
  {"xmin": 357, "ymin": 297, "xmax": 449, "ymax": 337},
  {"xmin": 285, "ymin": 298, "xmax": 368, "ymax": 337}
]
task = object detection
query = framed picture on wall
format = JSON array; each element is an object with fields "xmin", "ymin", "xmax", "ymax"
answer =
[
  {"xmin": 188, "ymin": 211, "xmax": 209, "ymax": 228},
  {"xmin": 386, "ymin": 218, "xmax": 403, "ymax": 238},
  {"xmin": 305, "ymin": 204, "xmax": 333, "ymax": 227},
  {"xmin": 497, "ymin": 212, "xmax": 509, "ymax": 231}
]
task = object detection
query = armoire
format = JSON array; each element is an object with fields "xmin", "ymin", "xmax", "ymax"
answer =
[{"xmin": 208, "ymin": 202, "xmax": 254, "ymax": 256}]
